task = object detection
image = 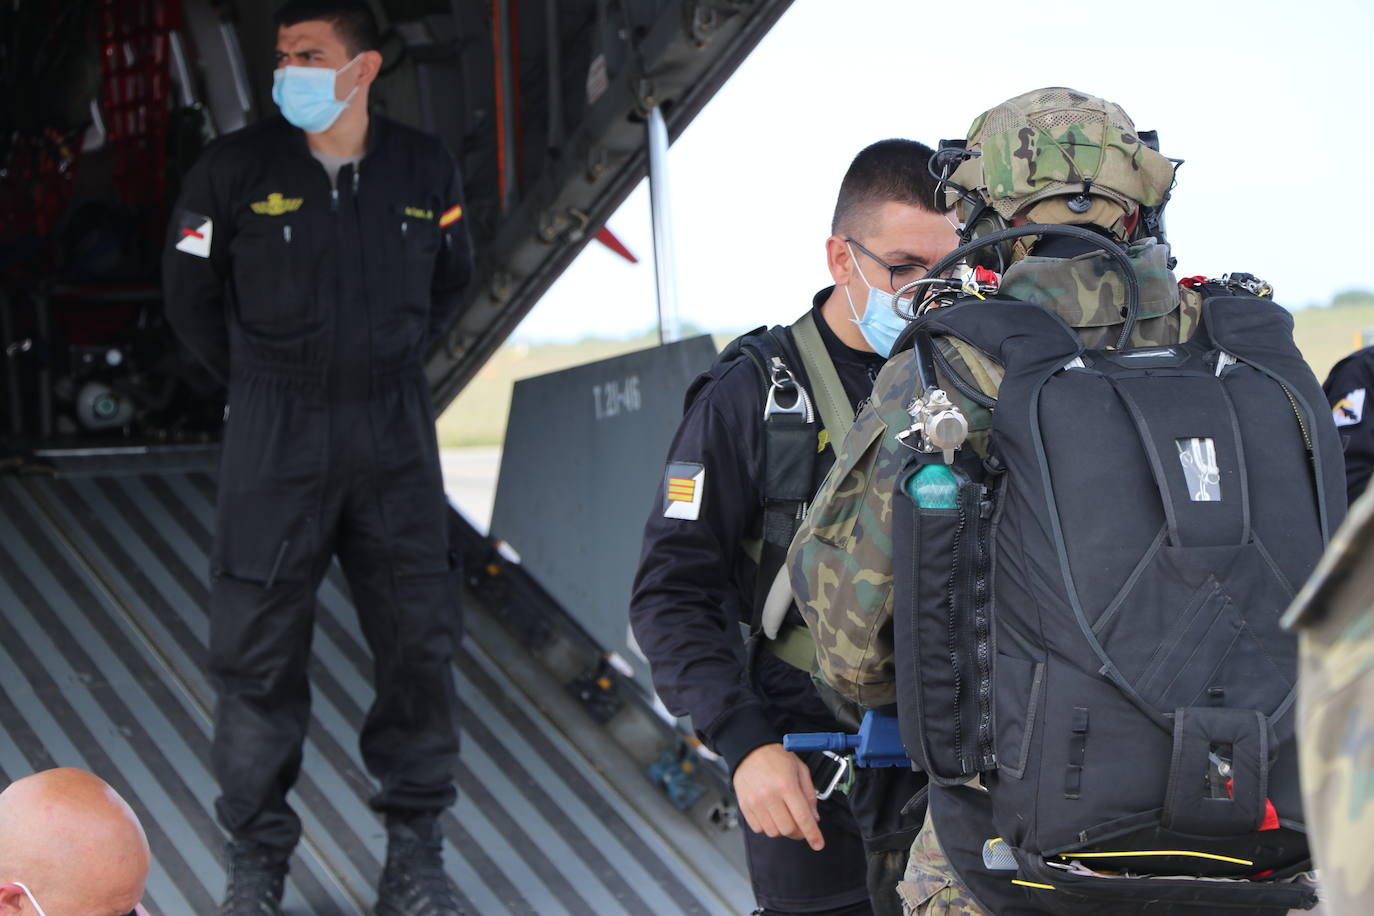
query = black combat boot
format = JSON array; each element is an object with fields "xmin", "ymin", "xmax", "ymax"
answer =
[
  {"xmin": 375, "ymin": 813, "xmax": 466, "ymax": 916},
  {"xmin": 219, "ymin": 839, "xmax": 287, "ymax": 916}
]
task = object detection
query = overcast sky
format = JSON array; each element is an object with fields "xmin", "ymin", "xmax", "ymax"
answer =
[{"xmin": 512, "ymin": 0, "xmax": 1373, "ymax": 342}]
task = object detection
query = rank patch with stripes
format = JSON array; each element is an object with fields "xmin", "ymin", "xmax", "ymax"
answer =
[{"xmin": 663, "ymin": 462, "xmax": 705, "ymax": 520}]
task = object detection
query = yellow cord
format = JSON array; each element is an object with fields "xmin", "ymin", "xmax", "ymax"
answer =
[
  {"xmin": 1013, "ymin": 880, "xmax": 1056, "ymax": 890},
  {"xmin": 1060, "ymin": 850, "xmax": 1254, "ymax": 866}
]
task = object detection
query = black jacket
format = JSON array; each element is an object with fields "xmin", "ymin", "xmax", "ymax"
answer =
[
  {"xmin": 629, "ymin": 294, "xmax": 884, "ymax": 771},
  {"xmin": 1324, "ymin": 345, "xmax": 1374, "ymax": 504},
  {"xmin": 163, "ymin": 114, "xmax": 472, "ymax": 389}
]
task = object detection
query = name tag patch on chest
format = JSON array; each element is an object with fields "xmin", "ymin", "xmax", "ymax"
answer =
[
  {"xmin": 663, "ymin": 462, "xmax": 705, "ymax": 520},
  {"xmin": 250, "ymin": 193, "xmax": 304, "ymax": 216},
  {"xmin": 175, "ymin": 211, "xmax": 213, "ymax": 258},
  {"xmin": 1334, "ymin": 388, "xmax": 1366, "ymax": 427}
]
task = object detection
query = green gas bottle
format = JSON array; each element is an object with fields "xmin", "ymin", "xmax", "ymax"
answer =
[{"xmin": 907, "ymin": 464, "xmax": 959, "ymax": 509}]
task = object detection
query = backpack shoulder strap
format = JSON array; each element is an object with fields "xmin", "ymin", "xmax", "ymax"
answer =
[
  {"xmin": 692, "ymin": 320, "xmax": 821, "ymax": 633},
  {"xmin": 682, "ymin": 325, "xmax": 768, "ymax": 413},
  {"xmin": 914, "ymin": 298, "xmax": 1084, "ymax": 390},
  {"xmin": 1195, "ymin": 284, "xmax": 1346, "ymax": 542},
  {"xmin": 790, "ymin": 310, "xmax": 854, "ymax": 446}
]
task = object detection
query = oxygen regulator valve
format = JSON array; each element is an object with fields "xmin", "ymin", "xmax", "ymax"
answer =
[{"xmin": 897, "ymin": 388, "xmax": 968, "ymax": 463}]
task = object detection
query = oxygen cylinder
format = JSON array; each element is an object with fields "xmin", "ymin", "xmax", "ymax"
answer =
[{"xmin": 907, "ymin": 464, "xmax": 959, "ymax": 509}]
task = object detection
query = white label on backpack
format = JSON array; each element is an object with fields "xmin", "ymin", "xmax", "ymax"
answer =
[
  {"xmin": 663, "ymin": 462, "xmax": 705, "ymax": 520},
  {"xmin": 1333, "ymin": 388, "xmax": 1365, "ymax": 427},
  {"xmin": 1176, "ymin": 438, "xmax": 1221, "ymax": 501}
]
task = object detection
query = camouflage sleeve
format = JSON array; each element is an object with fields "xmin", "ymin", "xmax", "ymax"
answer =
[
  {"xmin": 1292, "ymin": 488, "xmax": 1374, "ymax": 915},
  {"xmin": 789, "ymin": 351, "xmax": 966, "ymax": 708}
]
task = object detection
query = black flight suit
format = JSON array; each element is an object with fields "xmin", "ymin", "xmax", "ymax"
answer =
[
  {"xmin": 1323, "ymin": 345, "xmax": 1374, "ymax": 504},
  {"xmin": 163, "ymin": 114, "xmax": 473, "ymax": 858},
  {"xmin": 630, "ymin": 294, "xmax": 925, "ymax": 915}
]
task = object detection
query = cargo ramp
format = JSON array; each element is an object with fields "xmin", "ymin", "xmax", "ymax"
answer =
[{"xmin": 0, "ymin": 456, "xmax": 751, "ymax": 914}]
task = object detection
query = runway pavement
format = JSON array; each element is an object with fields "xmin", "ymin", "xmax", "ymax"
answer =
[{"xmin": 441, "ymin": 447, "xmax": 502, "ymax": 533}]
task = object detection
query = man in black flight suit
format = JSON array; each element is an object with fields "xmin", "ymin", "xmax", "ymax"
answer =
[
  {"xmin": 630, "ymin": 140, "xmax": 958, "ymax": 916},
  {"xmin": 162, "ymin": 3, "xmax": 472, "ymax": 915},
  {"xmin": 1324, "ymin": 344, "xmax": 1374, "ymax": 503}
]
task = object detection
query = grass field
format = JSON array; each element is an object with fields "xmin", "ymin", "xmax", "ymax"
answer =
[
  {"xmin": 1290, "ymin": 300, "xmax": 1374, "ymax": 381},
  {"xmin": 437, "ymin": 301, "xmax": 1374, "ymax": 449}
]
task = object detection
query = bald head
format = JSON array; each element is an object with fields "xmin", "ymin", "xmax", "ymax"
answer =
[{"xmin": 0, "ymin": 768, "xmax": 149, "ymax": 916}]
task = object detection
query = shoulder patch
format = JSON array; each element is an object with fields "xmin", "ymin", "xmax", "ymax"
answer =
[
  {"xmin": 439, "ymin": 204, "xmax": 463, "ymax": 228},
  {"xmin": 663, "ymin": 462, "xmax": 705, "ymax": 520},
  {"xmin": 175, "ymin": 211, "xmax": 213, "ymax": 258},
  {"xmin": 1334, "ymin": 388, "xmax": 1366, "ymax": 427}
]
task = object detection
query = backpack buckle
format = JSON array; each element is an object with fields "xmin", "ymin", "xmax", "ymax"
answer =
[{"xmin": 763, "ymin": 356, "xmax": 814, "ymax": 422}]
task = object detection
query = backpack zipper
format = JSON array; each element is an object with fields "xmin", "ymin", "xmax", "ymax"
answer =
[
  {"xmin": 972, "ymin": 483, "xmax": 996, "ymax": 770},
  {"xmin": 947, "ymin": 492, "xmax": 967, "ymax": 768},
  {"xmin": 1278, "ymin": 382, "xmax": 1313, "ymax": 453}
]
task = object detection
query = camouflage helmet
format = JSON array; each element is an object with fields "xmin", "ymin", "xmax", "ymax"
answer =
[{"xmin": 947, "ymin": 87, "xmax": 1176, "ymax": 237}]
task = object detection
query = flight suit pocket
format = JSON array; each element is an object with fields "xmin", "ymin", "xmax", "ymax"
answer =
[
  {"xmin": 230, "ymin": 216, "xmax": 303, "ymax": 328},
  {"xmin": 396, "ymin": 209, "xmax": 438, "ymax": 310}
]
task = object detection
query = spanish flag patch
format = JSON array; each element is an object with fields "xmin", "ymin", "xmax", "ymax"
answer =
[
  {"xmin": 439, "ymin": 204, "xmax": 463, "ymax": 228},
  {"xmin": 663, "ymin": 462, "xmax": 705, "ymax": 520}
]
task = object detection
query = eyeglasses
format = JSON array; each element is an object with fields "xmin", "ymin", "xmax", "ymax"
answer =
[
  {"xmin": 844, "ymin": 237, "xmax": 931, "ymax": 292},
  {"xmin": 12, "ymin": 881, "xmax": 137, "ymax": 916}
]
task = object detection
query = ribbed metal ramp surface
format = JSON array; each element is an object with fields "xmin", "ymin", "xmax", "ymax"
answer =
[{"xmin": 0, "ymin": 470, "xmax": 748, "ymax": 915}]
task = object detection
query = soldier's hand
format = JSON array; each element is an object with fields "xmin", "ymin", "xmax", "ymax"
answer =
[{"xmin": 732, "ymin": 743, "xmax": 824, "ymax": 851}]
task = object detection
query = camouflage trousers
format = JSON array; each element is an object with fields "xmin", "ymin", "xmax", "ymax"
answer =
[{"xmin": 895, "ymin": 816, "xmax": 989, "ymax": 916}]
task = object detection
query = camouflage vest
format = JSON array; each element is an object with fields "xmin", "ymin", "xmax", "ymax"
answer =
[
  {"xmin": 787, "ymin": 239, "xmax": 1197, "ymax": 708},
  {"xmin": 1284, "ymin": 487, "xmax": 1374, "ymax": 916}
]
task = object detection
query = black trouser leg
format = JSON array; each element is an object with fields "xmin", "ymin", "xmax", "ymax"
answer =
[
  {"xmin": 340, "ymin": 388, "xmax": 461, "ymax": 816},
  {"xmin": 209, "ymin": 380, "xmax": 333, "ymax": 858},
  {"xmin": 209, "ymin": 563, "xmax": 329, "ymax": 857},
  {"xmin": 848, "ymin": 766, "xmax": 927, "ymax": 916},
  {"xmin": 747, "ymin": 653, "xmax": 927, "ymax": 914},
  {"xmin": 346, "ymin": 550, "xmax": 462, "ymax": 815},
  {"xmin": 743, "ymin": 653, "xmax": 873, "ymax": 913}
]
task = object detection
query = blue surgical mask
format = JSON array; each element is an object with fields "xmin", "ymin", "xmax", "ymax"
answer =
[
  {"xmin": 843, "ymin": 243, "xmax": 915, "ymax": 357},
  {"xmin": 272, "ymin": 54, "xmax": 362, "ymax": 133}
]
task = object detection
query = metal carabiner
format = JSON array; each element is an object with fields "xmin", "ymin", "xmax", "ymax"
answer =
[
  {"xmin": 815, "ymin": 751, "xmax": 851, "ymax": 801},
  {"xmin": 763, "ymin": 356, "xmax": 811, "ymax": 421}
]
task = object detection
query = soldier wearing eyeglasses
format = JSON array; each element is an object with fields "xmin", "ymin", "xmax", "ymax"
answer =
[{"xmin": 630, "ymin": 140, "xmax": 957, "ymax": 916}]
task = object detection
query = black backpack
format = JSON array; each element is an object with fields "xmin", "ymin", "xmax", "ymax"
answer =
[{"xmin": 893, "ymin": 286, "xmax": 1342, "ymax": 914}]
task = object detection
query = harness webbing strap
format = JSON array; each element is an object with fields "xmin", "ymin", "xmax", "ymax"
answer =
[{"xmin": 791, "ymin": 311, "xmax": 854, "ymax": 446}]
